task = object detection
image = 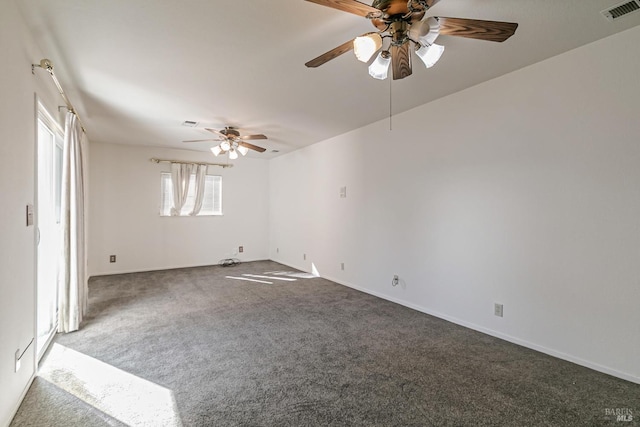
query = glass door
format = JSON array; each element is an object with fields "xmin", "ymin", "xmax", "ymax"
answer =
[{"xmin": 36, "ymin": 106, "xmax": 63, "ymax": 359}]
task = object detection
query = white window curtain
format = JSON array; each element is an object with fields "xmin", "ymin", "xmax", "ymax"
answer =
[
  {"xmin": 58, "ymin": 111, "xmax": 87, "ymax": 333},
  {"xmin": 170, "ymin": 162, "xmax": 195, "ymax": 216},
  {"xmin": 189, "ymin": 164, "xmax": 208, "ymax": 216}
]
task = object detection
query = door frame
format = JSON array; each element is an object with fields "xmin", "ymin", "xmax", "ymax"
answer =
[{"xmin": 35, "ymin": 99, "xmax": 64, "ymax": 362}]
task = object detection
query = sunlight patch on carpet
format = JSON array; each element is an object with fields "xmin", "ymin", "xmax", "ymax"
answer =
[
  {"xmin": 39, "ymin": 343, "xmax": 182, "ymax": 426},
  {"xmin": 226, "ymin": 276, "xmax": 273, "ymax": 284},
  {"xmin": 263, "ymin": 270, "xmax": 319, "ymax": 279},
  {"xmin": 243, "ymin": 274, "xmax": 297, "ymax": 282},
  {"xmin": 311, "ymin": 263, "xmax": 320, "ymax": 277}
]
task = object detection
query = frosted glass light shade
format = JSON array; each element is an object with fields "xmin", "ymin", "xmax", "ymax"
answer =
[
  {"xmin": 237, "ymin": 145, "xmax": 249, "ymax": 156},
  {"xmin": 409, "ymin": 17, "xmax": 440, "ymax": 46},
  {"xmin": 220, "ymin": 140, "xmax": 231, "ymax": 151},
  {"xmin": 368, "ymin": 51, "xmax": 391, "ymax": 80},
  {"xmin": 210, "ymin": 146, "xmax": 222, "ymax": 156},
  {"xmin": 354, "ymin": 33, "xmax": 382, "ymax": 62},
  {"xmin": 416, "ymin": 43, "xmax": 444, "ymax": 68},
  {"xmin": 229, "ymin": 149, "xmax": 238, "ymax": 160}
]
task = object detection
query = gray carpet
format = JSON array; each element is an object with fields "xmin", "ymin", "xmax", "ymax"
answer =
[{"xmin": 11, "ymin": 260, "xmax": 639, "ymax": 426}]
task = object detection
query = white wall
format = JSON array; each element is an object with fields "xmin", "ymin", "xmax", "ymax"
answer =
[
  {"xmin": 270, "ymin": 26, "xmax": 640, "ymax": 383},
  {"xmin": 88, "ymin": 143, "xmax": 269, "ymax": 276},
  {"xmin": 0, "ymin": 2, "xmax": 64, "ymax": 425}
]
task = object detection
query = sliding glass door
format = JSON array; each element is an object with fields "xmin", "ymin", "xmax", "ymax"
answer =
[{"xmin": 36, "ymin": 105, "xmax": 63, "ymax": 359}]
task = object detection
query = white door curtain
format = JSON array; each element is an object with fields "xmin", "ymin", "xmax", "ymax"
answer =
[{"xmin": 58, "ymin": 111, "xmax": 88, "ymax": 333}]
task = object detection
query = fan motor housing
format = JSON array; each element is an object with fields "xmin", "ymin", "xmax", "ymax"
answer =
[
  {"xmin": 371, "ymin": 0, "xmax": 425, "ymax": 31},
  {"xmin": 220, "ymin": 127, "xmax": 240, "ymax": 138}
]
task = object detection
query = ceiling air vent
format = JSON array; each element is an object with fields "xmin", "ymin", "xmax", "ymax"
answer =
[
  {"xmin": 601, "ymin": 0, "xmax": 640, "ymax": 21},
  {"xmin": 182, "ymin": 120, "xmax": 198, "ymax": 127}
]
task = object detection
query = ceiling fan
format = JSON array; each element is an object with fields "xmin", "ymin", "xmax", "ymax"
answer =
[
  {"xmin": 183, "ymin": 127, "xmax": 267, "ymax": 159},
  {"xmin": 304, "ymin": 0, "xmax": 518, "ymax": 80}
]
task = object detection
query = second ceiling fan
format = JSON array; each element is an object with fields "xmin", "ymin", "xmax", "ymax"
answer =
[
  {"xmin": 184, "ymin": 127, "xmax": 267, "ymax": 159},
  {"xmin": 305, "ymin": 0, "xmax": 518, "ymax": 80}
]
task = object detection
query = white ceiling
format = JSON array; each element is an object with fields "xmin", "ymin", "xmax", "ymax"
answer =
[{"xmin": 16, "ymin": 0, "xmax": 640, "ymax": 158}]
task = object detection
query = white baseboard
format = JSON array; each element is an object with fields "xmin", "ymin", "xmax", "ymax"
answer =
[
  {"xmin": 266, "ymin": 258, "xmax": 309, "ymax": 275},
  {"xmin": 89, "ymin": 258, "xmax": 267, "ymax": 278},
  {"xmin": 92, "ymin": 257, "xmax": 639, "ymax": 385},
  {"xmin": 320, "ymin": 273, "xmax": 639, "ymax": 385},
  {"xmin": 4, "ymin": 372, "xmax": 36, "ymax": 427}
]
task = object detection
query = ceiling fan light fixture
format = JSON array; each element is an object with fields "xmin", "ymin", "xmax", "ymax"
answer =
[
  {"xmin": 368, "ymin": 50, "xmax": 391, "ymax": 80},
  {"xmin": 353, "ymin": 33, "xmax": 382, "ymax": 63},
  {"xmin": 220, "ymin": 140, "xmax": 231, "ymax": 151},
  {"xmin": 237, "ymin": 145, "xmax": 249, "ymax": 156},
  {"xmin": 416, "ymin": 43, "xmax": 445, "ymax": 68},
  {"xmin": 229, "ymin": 149, "xmax": 239, "ymax": 160},
  {"xmin": 210, "ymin": 146, "xmax": 222, "ymax": 156},
  {"xmin": 410, "ymin": 17, "xmax": 440, "ymax": 46}
]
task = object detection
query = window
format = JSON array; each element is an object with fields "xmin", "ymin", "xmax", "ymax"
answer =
[{"xmin": 160, "ymin": 173, "xmax": 222, "ymax": 216}]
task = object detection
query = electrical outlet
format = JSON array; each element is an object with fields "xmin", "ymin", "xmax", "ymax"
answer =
[
  {"xmin": 277, "ymin": 248, "xmax": 279, "ymax": 253},
  {"xmin": 339, "ymin": 186, "xmax": 347, "ymax": 198},
  {"xmin": 494, "ymin": 303, "xmax": 504, "ymax": 317},
  {"xmin": 109, "ymin": 255, "xmax": 116, "ymax": 263},
  {"xmin": 392, "ymin": 275, "xmax": 399, "ymax": 286},
  {"xmin": 303, "ymin": 253, "xmax": 306, "ymax": 260},
  {"xmin": 341, "ymin": 262, "xmax": 345, "ymax": 271},
  {"xmin": 239, "ymin": 246, "xmax": 244, "ymax": 253}
]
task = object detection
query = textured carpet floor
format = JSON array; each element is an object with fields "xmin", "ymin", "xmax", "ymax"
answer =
[{"xmin": 11, "ymin": 260, "xmax": 639, "ymax": 426}]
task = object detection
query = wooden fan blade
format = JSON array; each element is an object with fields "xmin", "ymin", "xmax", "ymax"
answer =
[
  {"xmin": 437, "ymin": 17, "xmax": 518, "ymax": 42},
  {"xmin": 391, "ymin": 42, "xmax": 412, "ymax": 80},
  {"xmin": 305, "ymin": 0, "xmax": 380, "ymax": 17},
  {"xmin": 238, "ymin": 141, "xmax": 267, "ymax": 153},
  {"xmin": 306, "ymin": 38, "xmax": 355, "ymax": 68},
  {"xmin": 183, "ymin": 138, "xmax": 222, "ymax": 143},
  {"xmin": 239, "ymin": 134, "xmax": 267, "ymax": 140},
  {"xmin": 425, "ymin": 0, "xmax": 440, "ymax": 8},
  {"xmin": 205, "ymin": 128, "xmax": 226, "ymax": 137}
]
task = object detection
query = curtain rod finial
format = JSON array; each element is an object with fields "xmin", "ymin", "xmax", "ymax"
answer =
[
  {"xmin": 32, "ymin": 59, "xmax": 54, "ymax": 73},
  {"xmin": 39, "ymin": 59, "xmax": 53, "ymax": 70}
]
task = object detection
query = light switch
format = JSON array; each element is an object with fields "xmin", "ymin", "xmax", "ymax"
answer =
[{"xmin": 26, "ymin": 204, "xmax": 34, "ymax": 226}]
